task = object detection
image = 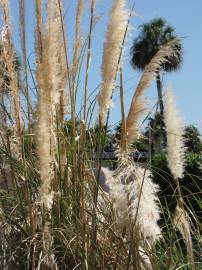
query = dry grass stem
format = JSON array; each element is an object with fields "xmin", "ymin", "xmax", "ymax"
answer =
[{"xmin": 72, "ymin": 0, "xmax": 83, "ymax": 79}]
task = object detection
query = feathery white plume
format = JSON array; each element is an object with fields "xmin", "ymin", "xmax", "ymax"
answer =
[
  {"xmin": 139, "ymin": 246, "xmax": 152, "ymax": 270},
  {"xmin": 164, "ymin": 85, "xmax": 185, "ymax": 179},
  {"xmin": 45, "ymin": 0, "xmax": 67, "ymax": 113},
  {"xmin": 126, "ymin": 39, "xmax": 180, "ymax": 144},
  {"xmin": 37, "ymin": 0, "xmax": 67, "ymax": 210},
  {"xmin": 0, "ymin": 0, "xmax": 22, "ymax": 157},
  {"xmin": 101, "ymin": 167, "xmax": 129, "ymax": 226},
  {"xmin": 101, "ymin": 163, "xmax": 161, "ymax": 243},
  {"xmin": 99, "ymin": 0, "xmax": 129, "ymax": 126},
  {"xmin": 173, "ymin": 203, "xmax": 194, "ymax": 266},
  {"xmin": 120, "ymin": 164, "xmax": 161, "ymax": 243},
  {"xmin": 72, "ymin": 0, "xmax": 83, "ymax": 78},
  {"xmin": 0, "ymin": 0, "xmax": 10, "ymax": 24}
]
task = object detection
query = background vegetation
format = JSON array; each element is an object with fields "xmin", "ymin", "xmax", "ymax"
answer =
[{"xmin": 0, "ymin": 0, "xmax": 201, "ymax": 269}]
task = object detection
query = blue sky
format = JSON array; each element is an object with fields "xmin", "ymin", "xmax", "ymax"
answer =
[{"xmin": 10, "ymin": 0, "xmax": 202, "ymax": 131}]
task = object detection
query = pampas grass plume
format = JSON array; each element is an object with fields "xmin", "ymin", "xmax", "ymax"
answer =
[
  {"xmin": 122, "ymin": 164, "xmax": 161, "ymax": 243},
  {"xmin": 72, "ymin": 0, "xmax": 83, "ymax": 78},
  {"xmin": 46, "ymin": 0, "xmax": 67, "ymax": 112},
  {"xmin": 101, "ymin": 167, "xmax": 129, "ymax": 227},
  {"xmin": 0, "ymin": 0, "xmax": 22, "ymax": 155},
  {"xmin": 164, "ymin": 85, "xmax": 185, "ymax": 179},
  {"xmin": 126, "ymin": 39, "xmax": 180, "ymax": 144},
  {"xmin": 174, "ymin": 203, "xmax": 194, "ymax": 267},
  {"xmin": 101, "ymin": 164, "xmax": 161, "ymax": 243},
  {"xmin": 99, "ymin": 0, "xmax": 129, "ymax": 126},
  {"xmin": 37, "ymin": 0, "xmax": 67, "ymax": 210}
]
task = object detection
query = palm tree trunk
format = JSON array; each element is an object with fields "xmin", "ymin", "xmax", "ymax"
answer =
[
  {"xmin": 156, "ymin": 70, "xmax": 167, "ymax": 148},
  {"xmin": 156, "ymin": 71, "xmax": 164, "ymax": 115}
]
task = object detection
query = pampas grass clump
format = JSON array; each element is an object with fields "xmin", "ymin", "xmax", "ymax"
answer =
[{"xmin": 0, "ymin": 1, "xmax": 200, "ymax": 269}]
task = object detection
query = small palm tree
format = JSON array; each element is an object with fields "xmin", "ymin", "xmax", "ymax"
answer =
[{"xmin": 131, "ymin": 17, "xmax": 183, "ymax": 115}]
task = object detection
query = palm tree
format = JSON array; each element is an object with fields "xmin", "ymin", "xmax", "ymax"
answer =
[{"xmin": 131, "ymin": 17, "xmax": 183, "ymax": 115}]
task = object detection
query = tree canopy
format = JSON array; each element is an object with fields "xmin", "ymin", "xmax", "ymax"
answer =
[{"xmin": 131, "ymin": 17, "xmax": 183, "ymax": 72}]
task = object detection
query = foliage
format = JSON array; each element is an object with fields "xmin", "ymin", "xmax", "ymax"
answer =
[
  {"xmin": 183, "ymin": 125, "xmax": 202, "ymax": 153},
  {"xmin": 130, "ymin": 17, "xmax": 183, "ymax": 72}
]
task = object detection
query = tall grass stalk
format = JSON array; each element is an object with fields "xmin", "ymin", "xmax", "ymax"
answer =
[
  {"xmin": 174, "ymin": 202, "xmax": 195, "ymax": 269},
  {"xmin": 72, "ymin": 0, "xmax": 83, "ymax": 80},
  {"xmin": 119, "ymin": 67, "xmax": 128, "ymax": 153},
  {"xmin": 57, "ymin": 0, "xmax": 78, "ymax": 205},
  {"xmin": 164, "ymin": 86, "xmax": 194, "ymax": 268},
  {"xmin": 83, "ymin": 0, "xmax": 95, "ymax": 125},
  {"xmin": 90, "ymin": 0, "xmax": 133, "ymax": 254},
  {"xmin": 0, "ymin": 0, "xmax": 22, "ymax": 156}
]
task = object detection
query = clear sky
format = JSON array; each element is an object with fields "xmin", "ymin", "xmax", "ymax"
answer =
[{"xmin": 9, "ymin": 0, "xmax": 202, "ymax": 132}]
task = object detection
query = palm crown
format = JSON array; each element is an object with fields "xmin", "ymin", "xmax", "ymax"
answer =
[{"xmin": 131, "ymin": 17, "xmax": 183, "ymax": 72}]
